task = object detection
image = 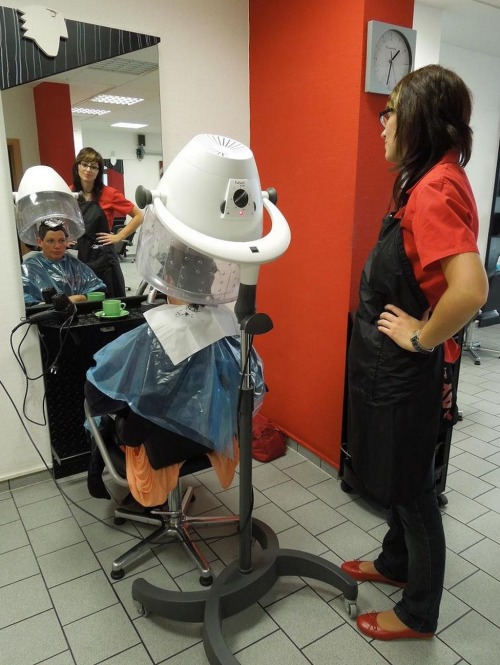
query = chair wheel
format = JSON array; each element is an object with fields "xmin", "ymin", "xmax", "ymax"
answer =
[
  {"xmin": 345, "ymin": 600, "xmax": 358, "ymax": 619},
  {"xmin": 199, "ymin": 575, "xmax": 213, "ymax": 587},
  {"xmin": 134, "ymin": 600, "xmax": 148, "ymax": 617},
  {"xmin": 474, "ymin": 359, "xmax": 481, "ymax": 365},
  {"xmin": 111, "ymin": 568, "xmax": 125, "ymax": 580}
]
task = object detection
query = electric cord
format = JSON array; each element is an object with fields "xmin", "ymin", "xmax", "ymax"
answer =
[
  {"xmin": 9, "ymin": 321, "xmax": 48, "ymax": 426},
  {"xmin": 0, "ymin": 377, "xmax": 242, "ymax": 547},
  {"xmin": 11, "ymin": 321, "xmax": 48, "ymax": 426},
  {"xmin": 0, "ymin": 377, "xmax": 149, "ymax": 539},
  {"xmin": 10, "ymin": 313, "xmax": 76, "ymax": 426},
  {"xmin": 5, "ymin": 313, "xmax": 253, "ymax": 550},
  {"xmin": 7, "ymin": 314, "xmax": 173, "ymax": 539}
]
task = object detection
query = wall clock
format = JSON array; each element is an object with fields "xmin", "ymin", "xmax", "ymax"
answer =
[{"xmin": 365, "ymin": 20, "xmax": 417, "ymax": 95}]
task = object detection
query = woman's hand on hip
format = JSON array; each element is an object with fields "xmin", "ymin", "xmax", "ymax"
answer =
[
  {"xmin": 377, "ymin": 304, "xmax": 429, "ymax": 351},
  {"xmin": 96, "ymin": 232, "xmax": 122, "ymax": 246}
]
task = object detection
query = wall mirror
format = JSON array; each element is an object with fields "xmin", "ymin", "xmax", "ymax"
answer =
[
  {"xmin": 3, "ymin": 41, "xmax": 162, "ymax": 200},
  {"xmin": 0, "ymin": 6, "xmax": 161, "ymax": 477},
  {"xmin": 0, "ymin": 7, "xmax": 162, "ymax": 296}
]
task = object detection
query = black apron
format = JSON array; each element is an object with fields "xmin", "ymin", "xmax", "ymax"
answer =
[
  {"xmin": 76, "ymin": 200, "xmax": 126, "ymax": 298},
  {"xmin": 345, "ymin": 213, "xmax": 443, "ymax": 507}
]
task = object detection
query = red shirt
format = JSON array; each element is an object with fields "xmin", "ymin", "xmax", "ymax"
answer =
[
  {"xmin": 395, "ymin": 151, "xmax": 480, "ymax": 361},
  {"xmin": 98, "ymin": 185, "xmax": 135, "ymax": 230}
]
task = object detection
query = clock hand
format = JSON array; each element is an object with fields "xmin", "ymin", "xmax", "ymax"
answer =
[
  {"xmin": 386, "ymin": 49, "xmax": 402, "ymax": 85},
  {"xmin": 386, "ymin": 59, "xmax": 394, "ymax": 86}
]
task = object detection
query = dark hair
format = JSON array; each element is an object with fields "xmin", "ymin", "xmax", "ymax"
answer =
[
  {"xmin": 389, "ymin": 65, "xmax": 473, "ymax": 210},
  {"xmin": 38, "ymin": 220, "xmax": 68, "ymax": 240},
  {"xmin": 72, "ymin": 147, "xmax": 105, "ymax": 201}
]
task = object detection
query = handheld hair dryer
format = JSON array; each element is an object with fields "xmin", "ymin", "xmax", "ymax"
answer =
[{"xmin": 27, "ymin": 293, "xmax": 77, "ymax": 324}]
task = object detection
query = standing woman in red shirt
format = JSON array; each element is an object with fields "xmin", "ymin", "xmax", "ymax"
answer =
[
  {"xmin": 72, "ymin": 147, "xmax": 144, "ymax": 245},
  {"xmin": 342, "ymin": 65, "xmax": 488, "ymax": 640}
]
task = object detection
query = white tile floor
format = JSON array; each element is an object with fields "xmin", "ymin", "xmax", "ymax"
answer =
[{"xmin": 1, "ymin": 259, "xmax": 500, "ymax": 664}]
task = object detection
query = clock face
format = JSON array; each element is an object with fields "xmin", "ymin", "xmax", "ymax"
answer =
[
  {"xmin": 365, "ymin": 21, "xmax": 416, "ymax": 95},
  {"xmin": 373, "ymin": 29, "xmax": 412, "ymax": 91}
]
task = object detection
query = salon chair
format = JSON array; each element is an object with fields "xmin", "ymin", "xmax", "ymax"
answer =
[
  {"xmin": 112, "ymin": 218, "xmax": 135, "ymax": 260},
  {"xmin": 463, "ymin": 270, "xmax": 500, "ymax": 365},
  {"xmin": 84, "ymin": 400, "xmax": 239, "ymax": 585}
]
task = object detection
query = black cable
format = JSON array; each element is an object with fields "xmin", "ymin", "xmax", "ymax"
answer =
[
  {"xmin": 0, "ymin": 377, "xmax": 240, "ymax": 546},
  {"xmin": 10, "ymin": 322, "xmax": 31, "ymax": 375},
  {"xmin": 6, "ymin": 311, "xmax": 246, "ymax": 548},
  {"xmin": 10, "ymin": 312, "xmax": 77, "ymax": 426},
  {"xmin": 0, "ymin": 377, "xmax": 180, "ymax": 540},
  {"xmin": 10, "ymin": 321, "xmax": 47, "ymax": 426}
]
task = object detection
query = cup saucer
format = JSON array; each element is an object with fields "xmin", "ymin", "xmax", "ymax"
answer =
[{"xmin": 95, "ymin": 310, "xmax": 129, "ymax": 319}]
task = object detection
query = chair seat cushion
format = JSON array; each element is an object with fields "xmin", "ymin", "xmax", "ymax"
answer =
[{"xmin": 477, "ymin": 309, "xmax": 500, "ymax": 327}]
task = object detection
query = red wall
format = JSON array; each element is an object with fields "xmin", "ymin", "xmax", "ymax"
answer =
[
  {"xmin": 250, "ymin": 0, "xmax": 414, "ymax": 467},
  {"xmin": 34, "ymin": 82, "xmax": 75, "ymax": 184}
]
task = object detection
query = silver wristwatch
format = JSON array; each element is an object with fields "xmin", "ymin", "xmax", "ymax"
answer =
[{"xmin": 410, "ymin": 329, "xmax": 434, "ymax": 354}]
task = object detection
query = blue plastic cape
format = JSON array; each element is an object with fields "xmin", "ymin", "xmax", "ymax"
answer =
[
  {"xmin": 22, "ymin": 252, "xmax": 106, "ymax": 305},
  {"xmin": 86, "ymin": 322, "xmax": 264, "ymax": 458}
]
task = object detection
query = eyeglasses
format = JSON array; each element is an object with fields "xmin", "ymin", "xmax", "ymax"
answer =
[
  {"xmin": 79, "ymin": 161, "xmax": 99, "ymax": 172},
  {"xmin": 379, "ymin": 108, "xmax": 395, "ymax": 128}
]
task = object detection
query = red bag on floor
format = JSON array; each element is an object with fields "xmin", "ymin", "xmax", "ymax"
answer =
[{"xmin": 251, "ymin": 413, "xmax": 287, "ymax": 462}]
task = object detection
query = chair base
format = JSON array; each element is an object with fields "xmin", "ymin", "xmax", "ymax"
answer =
[
  {"xmin": 463, "ymin": 340, "xmax": 482, "ymax": 365},
  {"xmin": 131, "ymin": 518, "xmax": 359, "ymax": 665},
  {"xmin": 463, "ymin": 321, "xmax": 482, "ymax": 364},
  {"xmin": 463, "ymin": 320, "xmax": 500, "ymax": 365},
  {"xmin": 462, "ymin": 340, "xmax": 500, "ymax": 366},
  {"xmin": 110, "ymin": 483, "xmax": 239, "ymax": 583}
]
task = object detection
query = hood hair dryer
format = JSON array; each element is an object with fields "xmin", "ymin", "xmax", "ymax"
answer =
[
  {"xmin": 134, "ymin": 134, "xmax": 291, "ymax": 320},
  {"xmin": 15, "ymin": 165, "xmax": 85, "ymax": 246}
]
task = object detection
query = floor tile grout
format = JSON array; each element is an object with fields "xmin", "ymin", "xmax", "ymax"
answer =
[{"xmin": 1, "ymin": 266, "xmax": 499, "ymax": 664}]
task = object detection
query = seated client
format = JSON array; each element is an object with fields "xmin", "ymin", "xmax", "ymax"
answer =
[
  {"xmin": 22, "ymin": 219, "xmax": 106, "ymax": 305},
  {"xmin": 85, "ymin": 244, "xmax": 264, "ymax": 506}
]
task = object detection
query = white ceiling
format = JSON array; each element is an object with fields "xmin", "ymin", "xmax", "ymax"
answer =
[
  {"xmin": 22, "ymin": 2, "xmax": 500, "ymax": 140},
  {"xmin": 418, "ymin": 0, "xmax": 500, "ymax": 59},
  {"xmin": 28, "ymin": 44, "xmax": 161, "ymax": 137}
]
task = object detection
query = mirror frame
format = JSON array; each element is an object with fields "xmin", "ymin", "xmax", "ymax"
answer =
[
  {"xmin": 484, "ymin": 139, "xmax": 500, "ymax": 274},
  {"xmin": 0, "ymin": 6, "xmax": 159, "ymax": 91}
]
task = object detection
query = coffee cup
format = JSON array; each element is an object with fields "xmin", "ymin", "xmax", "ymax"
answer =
[
  {"xmin": 87, "ymin": 291, "xmax": 106, "ymax": 301},
  {"xmin": 102, "ymin": 299, "xmax": 126, "ymax": 316}
]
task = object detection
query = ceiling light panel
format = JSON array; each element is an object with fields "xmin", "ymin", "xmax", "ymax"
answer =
[
  {"xmin": 91, "ymin": 94, "xmax": 144, "ymax": 106},
  {"xmin": 88, "ymin": 57, "xmax": 158, "ymax": 75},
  {"xmin": 72, "ymin": 107, "xmax": 111, "ymax": 115},
  {"xmin": 111, "ymin": 122, "xmax": 148, "ymax": 129}
]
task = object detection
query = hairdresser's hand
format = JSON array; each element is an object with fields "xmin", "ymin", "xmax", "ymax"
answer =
[
  {"xmin": 377, "ymin": 304, "xmax": 430, "ymax": 352},
  {"xmin": 96, "ymin": 232, "xmax": 124, "ymax": 246}
]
